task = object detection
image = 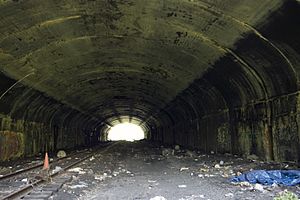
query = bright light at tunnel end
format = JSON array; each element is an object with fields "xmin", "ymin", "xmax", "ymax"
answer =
[{"xmin": 107, "ymin": 123, "xmax": 145, "ymax": 142}]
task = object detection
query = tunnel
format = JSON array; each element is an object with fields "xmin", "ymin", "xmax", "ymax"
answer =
[
  {"xmin": 0, "ymin": 0, "xmax": 300, "ymax": 200},
  {"xmin": 0, "ymin": 1, "xmax": 300, "ymax": 198}
]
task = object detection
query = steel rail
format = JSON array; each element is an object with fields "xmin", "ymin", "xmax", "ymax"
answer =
[
  {"xmin": 0, "ymin": 152, "xmax": 94, "ymax": 200},
  {"xmin": 0, "ymin": 149, "xmax": 88, "ymax": 181}
]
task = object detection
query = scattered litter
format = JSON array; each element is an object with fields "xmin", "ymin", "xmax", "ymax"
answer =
[
  {"xmin": 224, "ymin": 193, "xmax": 234, "ymax": 198},
  {"xmin": 214, "ymin": 164, "xmax": 221, "ymax": 169},
  {"xmin": 150, "ymin": 196, "xmax": 167, "ymax": 200},
  {"xmin": 254, "ymin": 183, "xmax": 265, "ymax": 192},
  {"xmin": 21, "ymin": 178, "xmax": 27, "ymax": 182},
  {"xmin": 236, "ymin": 171, "xmax": 242, "ymax": 176},
  {"xmin": 231, "ymin": 170, "xmax": 300, "ymax": 186},
  {"xmin": 16, "ymin": 169, "xmax": 24, "ymax": 172},
  {"xmin": 200, "ymin": 168, "xmax": 209, "ymax": 172},
  {"xmin": 178, "ymin": 185, "xmax": 187, "ymax": 188},
  {"xmin": 179, "ymin": 194, "xmax": 205, "ymax": 200},
  {"xmin": 198, "ymin": 174, "xmax": 204, "ymax": 178},
  {"xmin": 52, "ymin": 166, "xmax": 62, "ymax": 173},
  {"xmin": 68, "ymin": 184, "xmax": 88, "ymax": 189},
  {"xmin": 72, "ymin": 175, "xmax": 79, "ymax": 181},
  {"xmin": 174, "ymin": 145, "xmax": 180, "ymax": 150},
  {"xmin": 210, "ymin": 151, "xmax": 215, "ymax": 154},
  {"xmin": 220, "ymin": 160, "xmax": 224, "ymax": 165},
  {"xmin": 112, "ymin": 171, "xmax": 119, "ymax": 176},
  {"xmin": 180, "ymin": 167, "xmax": 189, "ymax": 172},
  {"xmin": 162, "ymin": 148, "xmax": 174, "ymax": 156},
  {"xmin": 186, "ymin": 150, "xmax": 195, "ymax": 158},
  {"xmin": 95, "ymin": 175, "xmax": 105, "ymax": 181},
  {"xmin": 221, "ymin": 174, "xmax": 229, "ymax": 178},
  {"xmin": 238, "ymin": 181, "xmax": 252, "ymax": 187},
  {"xmin": 284, "ymin": 165, "xmax": 289, "ymax": 169},
  {"xmin": 89, "ymin": 156, "xmax": 95, "ymax": 161},
  {"xmin": 0, "ymin": 175, "xmax": 3, "ymax": 177},
  {"xmin": 68, "ymin": 167, "xmax": 86, "ymax": 174},
  {"xmin": 148, "ymin": 180, "xmax": 157, "ymax": 183}
]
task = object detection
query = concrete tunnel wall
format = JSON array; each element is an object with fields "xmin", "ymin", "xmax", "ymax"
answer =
[
  {"xmin": 0, "ymin": 72, "xmax": 100, "ymax": 161},
  {"xmin": 149, "ymin": 1, "xmax": 300, "ymax": 163},
  {"xmin": 0, "ymin": 0, "xmax": 299, "ymax": 164}
]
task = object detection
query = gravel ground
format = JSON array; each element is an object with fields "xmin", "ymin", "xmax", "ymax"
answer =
[{"xmin": 49, "ymin": 141, "xmax": 299, "ymax": 200}]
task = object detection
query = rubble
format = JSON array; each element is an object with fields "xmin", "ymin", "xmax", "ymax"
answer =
[
  {"xmin": 112, "ymin": 171, "xmax": 119, "ymax": 176},
  {"xmin": 57, "ymin": 150, "xmax": 66, "ymax": 158},
  {"xmin": 180, "ymin": 167, "xmax": 189, "ymax": 172},
  {"xmin": 179, "ymin": 194, "xmax": 205, "ymax": 200},
  {"xmin": 224, "ymin": 193, "xmax": 234, "ymax": 198},
  {"xmin": 52, "ymin": 166, "xmax": 62, "ymax": 174},
  {"xmin": 254, "ymin": 183, "xmax": 265, "ymax": 192},
  {"xmin": 89, "ymin": 156, "xmax": 95, "ymax": 161},
  {"xmin": 178, "ymin": 185, "xmax": 187, "ymax": 188},
  {"xmin": 214, "ymin": 164, "xmax": 221, "ymax": 169},
  {"xmin": 150, "ymin": 196, "xmax": 167, "ymax": 200},
  {"xmin": 68, "ymin": 184, "xmax": 88, "ymax": 189},
  {"xmin": 198, "ymin": 174, "xmax": 204, "ymax": 178},
  {"xmin": 94, "ymin": 175, "xmax": 106, "ymax": 181},
  {"xmin": 161, "ymin": 148, "xmax": 174, "ymax": 156},
  {"xmin": 185, "ymin": 150, "xmax": 196, "ymax": 158},
  {"xmin": 47, "ymin": 141, "xmax": 299, "ymax": 199},
  {"xmin": 68, "ymin": 167, "xmax": 86, "ymax": 174}
]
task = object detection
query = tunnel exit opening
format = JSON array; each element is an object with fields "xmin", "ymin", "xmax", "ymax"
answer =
[{"xmin": 107, "ymin": 123, "xmax": 145, "ymax": 142}]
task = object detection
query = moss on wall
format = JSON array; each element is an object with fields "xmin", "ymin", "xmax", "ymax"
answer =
[
  {"xmin": 0, "ymin": 114, "xmax": 89, "ymax": 162},
  {"xmin": 0, "ymin": 131, "xmax": 24, "ymax": 161},
  {"xmin": 153, "ymin": 92, "xmax": 300, "ymax": 164}
]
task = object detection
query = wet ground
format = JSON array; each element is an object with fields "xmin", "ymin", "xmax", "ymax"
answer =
[{"xmin": 45, "ymin": 141, "xmax": 299, "ymax": 200}]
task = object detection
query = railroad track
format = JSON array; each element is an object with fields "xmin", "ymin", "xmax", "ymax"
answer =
[
  {"xmin": 0, "ymin": 146, "xmax": 106, "ymax": 200},
  {"xmin": 0, "ymin": 149, "xmax": 88, "ymax": 182}
]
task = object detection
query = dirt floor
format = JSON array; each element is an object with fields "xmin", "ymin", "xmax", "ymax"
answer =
[{"xmin": 48, "ymin": 141, "xmax": 300, "ymax": 200}]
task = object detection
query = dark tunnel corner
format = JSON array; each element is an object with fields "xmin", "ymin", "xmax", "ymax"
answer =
[
  {"xmin": 149, "ymin": 0, "xmax": 300, "ymax": 165},
  {"xmin": 0, "ymin": 71, "xmax": 101, "ymax": 162}
]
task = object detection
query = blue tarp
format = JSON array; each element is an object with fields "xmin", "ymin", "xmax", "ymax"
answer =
[{"xmin": 230, "ymin": 170, "xmax": 300, "ymax": 186}]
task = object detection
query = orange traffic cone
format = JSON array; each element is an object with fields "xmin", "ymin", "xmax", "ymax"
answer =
[{"xmin": 43, "ymin": 152, "xmax": 49, "ymax": 170}]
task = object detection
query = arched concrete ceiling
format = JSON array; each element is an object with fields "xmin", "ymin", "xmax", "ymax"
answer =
[{"xmin": 0, "ymin": 0, "xmax": 298, "ymax": 127}]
